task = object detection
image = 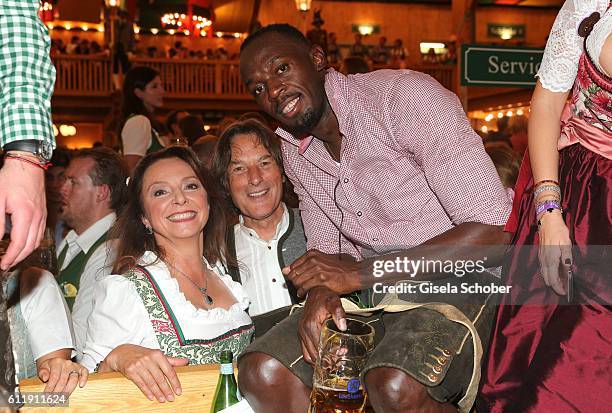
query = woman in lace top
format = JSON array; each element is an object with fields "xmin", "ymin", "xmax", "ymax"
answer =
[
  {"xmin": 81, "ymin": 147, "xmax": 254, "ymax": 403},
  {"xmin": 480, "ymin": 1, "xmax": 611, "ymax": 411}
]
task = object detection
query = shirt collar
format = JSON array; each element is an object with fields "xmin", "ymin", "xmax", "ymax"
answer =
[
  {"xmin": 66, "ymin": 212, "xmax": 116, "ymax": 254},
  {"xmin": 238, "ymin": 203, "xmax": 289, "ymax": 242},
  {"xmin": 275, "ymin": 68, "xmax": 350, "ymax": 156}
]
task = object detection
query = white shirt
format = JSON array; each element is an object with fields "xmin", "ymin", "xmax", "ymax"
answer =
[
  {"xmin": 121, "ymin": 115, "xmax": 152, "ymax": 156},
  {"xmin": 57, "ymin": 212, "xmax": 117, "ymax": 360},
  {"xmin": 234, "ymin": 204, "xmax": 293, "ymax": 316},
  {"xmin": 537, "ymin": 0, "xmax": 611, "ymax": 92},
  {"xmin": 17, "ymin": 268, "xmax": 75, "ymax": 362},
  {"xmin": 81, "ymin": 251, "xmax": 252, "ymax": 372}
]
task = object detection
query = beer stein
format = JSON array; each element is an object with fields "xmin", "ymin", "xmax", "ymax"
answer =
[{"xmin": 309, "ymin": 318, "xmax": 375, "ymax": 413}]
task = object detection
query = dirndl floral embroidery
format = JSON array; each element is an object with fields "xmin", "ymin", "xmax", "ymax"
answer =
[{"xmin": 124, "ymin": 267, "xmax": 254, "ymax": 365}]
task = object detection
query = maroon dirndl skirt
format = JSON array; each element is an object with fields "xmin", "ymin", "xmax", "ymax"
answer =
[{"xmin": 478, "ymin": 143, "xmax": 612, "ymax": 412}]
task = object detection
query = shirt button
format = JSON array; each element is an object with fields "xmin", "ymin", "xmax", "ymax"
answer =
[
  {"xmin": 343, "ymin": 178, "xmax": 349, "ymax": 183},
  {"xmin": 272, "ymin": 278, "xmax": 277, "ymax": 282},
  {"xmin": 267, "ymin": 246, "xmax": 272, "ymax": 250},
  {"xmin": 357, "ymin": 211, "xmax": 362, "ymax": 217}
]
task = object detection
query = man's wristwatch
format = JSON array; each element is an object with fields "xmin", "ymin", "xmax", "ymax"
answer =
[{"xmin": 3, "ymin": 139, "xmax": 53, "ymax": 162}]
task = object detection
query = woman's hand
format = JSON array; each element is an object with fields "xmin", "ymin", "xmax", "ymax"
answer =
[
  {"xmin": 37, "ymin": 353, "xmax": 88, "ymax": 395},
  {"xmin": 537, "ymin": 210, "xmax": 572, "ymax": 295},
  {"xmin": 101, "ymin": 344, "xmax": 189, "ymax": 403}
]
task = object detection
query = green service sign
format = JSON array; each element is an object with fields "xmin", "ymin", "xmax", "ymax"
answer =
[{"xmin": 461, "ymin": 44, "xmax": 544, "ymax": 87}]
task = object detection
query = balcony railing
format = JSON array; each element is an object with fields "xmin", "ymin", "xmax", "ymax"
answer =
[
  {"xmin": 53, "ymin": 55, "xmax": 113, "ymax": 97},
  {"xmin": 133, "ymin": 58, "xmax": 249, "ymax": 99},
  {"xmin": 51, "ymin": 55, "xmax": 456, "ymax": 100}
]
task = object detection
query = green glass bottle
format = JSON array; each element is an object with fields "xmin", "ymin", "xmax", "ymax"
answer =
[{"xmin": 210, "ymin": 351, "xmax": 241, "ymax": 412}]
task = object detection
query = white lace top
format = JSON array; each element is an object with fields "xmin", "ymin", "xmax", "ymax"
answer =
[
  {"xmin": 537, "ymin": 0, "xmax": 611, "ymax": 92},
  {"xmin": 80, "ymin": 251, "xmax": 252, "ymax": 371}
]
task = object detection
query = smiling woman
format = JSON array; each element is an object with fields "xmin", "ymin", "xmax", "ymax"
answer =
[{"xmin": 80, "ymin": 147, "xmax": 254, "ymax": 403}]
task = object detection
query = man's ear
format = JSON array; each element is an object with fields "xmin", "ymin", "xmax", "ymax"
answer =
[
  {"xmin": 96, "ymin": 184, "xmax": 111, "ymax": 204},
  {"xmin": 310, "ymin": 45, "xmax": 328, "ymax": 71}
]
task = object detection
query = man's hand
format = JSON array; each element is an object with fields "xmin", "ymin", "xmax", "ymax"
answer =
[
  {"xmin": 283, "ymin": 250, "xmax": 363, "ymax": 297},
  {"xmin": 102, "ymin": 344, "xmax": 189, "ymax": 403},
  {"xmin": 0, "ymin": 158, "xmax": 47, "ymax": 270},
  {"xmin": 298, "ymin": 286, "xmax": 346, "ymax": 365}
]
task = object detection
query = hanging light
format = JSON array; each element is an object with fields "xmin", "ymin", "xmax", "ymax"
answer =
[
  {"xmin": 161, "ymin": 11, "xmax": 212, "ymax": 36},
  {"xmin": 38, "ymin": 0, "xmax": 54, "ymax": 23},
  {"xmin": 294, "ymin": 0, "xmax": 312, "ymax": 12}
]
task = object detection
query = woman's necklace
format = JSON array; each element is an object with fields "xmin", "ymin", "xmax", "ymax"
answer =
[{"xmin": 167, "ymin": 259, "xmax": 214, "ymax": 305}]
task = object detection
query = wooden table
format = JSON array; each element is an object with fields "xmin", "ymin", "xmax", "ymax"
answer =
[{"xmin": 18, "ymin": 364, "xmax": 223, "ymax": 412}]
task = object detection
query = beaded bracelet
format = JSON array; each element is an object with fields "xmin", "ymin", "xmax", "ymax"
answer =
[
  {"xmin": 534, "ymin": 179, "xmax": 560, "ymax": 188},
  {"xmin": 534, "ymin": 184, "xmax": 561, "ymax": 200}
]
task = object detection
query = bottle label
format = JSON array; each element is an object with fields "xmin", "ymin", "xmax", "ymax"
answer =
[{"xmin": 220, "ymin": 363, "xmax": 233, "ymax": 375}]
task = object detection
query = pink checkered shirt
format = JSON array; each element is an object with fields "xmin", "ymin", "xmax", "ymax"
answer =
[{"xmin": 277, "ymin": 69, "xmax": 511, "ymax": 258}]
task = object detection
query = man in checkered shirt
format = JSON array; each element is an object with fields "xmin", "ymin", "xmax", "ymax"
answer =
[
  {"xmin": 0, "ymin": 0, "xmax": 56, "ymax": 392},
  {"xmin": 237, "ymin": 24, "xmax": 512, "ymax": 412}
]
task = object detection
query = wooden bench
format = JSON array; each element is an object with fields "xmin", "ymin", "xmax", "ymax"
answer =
[{"xmin": 18, "ymin": 364, "xmax": 223, "ymax": 412}]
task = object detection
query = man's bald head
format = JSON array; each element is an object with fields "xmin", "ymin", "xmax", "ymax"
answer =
[{"xmin": 241, "ymin": 24, "xmax": 311, "ymax": 55}]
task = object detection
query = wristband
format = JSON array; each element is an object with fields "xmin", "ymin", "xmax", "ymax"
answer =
[
  {"xmin": 4, "ymin": 152, "xmax": 51, "ymax": 170},
  {"xmin": 535, "ymin": 199, "xmax": 562, "ymax": 219},
  {"xmin": 537, "ymin": 208, "xmax": 563, "ymax": 227}
]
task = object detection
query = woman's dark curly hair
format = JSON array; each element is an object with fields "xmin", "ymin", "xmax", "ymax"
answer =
[{"xmin": 111, "ymin": 146, "xmax": 227, "ymax": 273}]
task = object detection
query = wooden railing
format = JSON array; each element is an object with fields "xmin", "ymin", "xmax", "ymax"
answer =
[
  {"xmin": 19, "ymin": 364, "xmax": 223, "ymax": 412},
  {"xmin": 53, "ymin": 55, "xmax": 113, "ymax": 97},
  {"xmin": 418, "ymin": 64, "xmax": 456, "ymax": 93},
  {"xmin": 51, "ymin": 55, "xmax": 457, "ymax": 100},
  {"xmin": 133, "ymin": 58, "xmax": 249, "ymax": 99}
]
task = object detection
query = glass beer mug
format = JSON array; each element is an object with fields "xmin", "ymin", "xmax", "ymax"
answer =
[{"xmin": 309, "ymin": 318, "xmax": 375, "ymax": 413}]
